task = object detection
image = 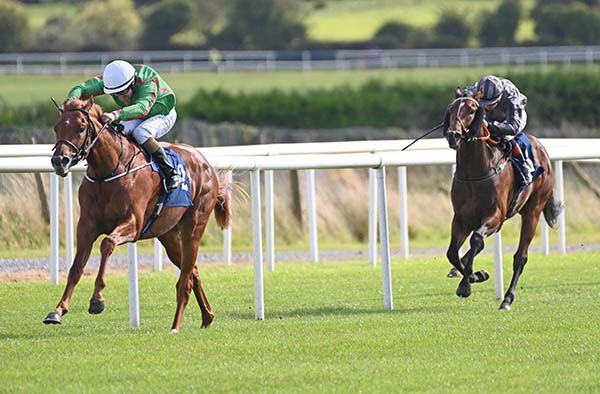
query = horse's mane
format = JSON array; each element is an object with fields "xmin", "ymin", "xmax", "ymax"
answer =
[
  {"xmin": 469, "ymin": 105, "xmax": 485, "ymax": 135},
  {"xmin": 63, "ymin": 98, "xmax": 104, "ymax": 120}
]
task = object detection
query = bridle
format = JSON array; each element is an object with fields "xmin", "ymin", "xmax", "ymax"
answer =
[
  {"xmin": 53, "ymin": 107, "xmax": 110, "ymax": 166},
  {"xmin": 448, "ymin": 96, "xmax": 507, "ymax": 183},
  {"xmin": 447, "ymin": 96, "xmax": 496, "ymax": 144},
  {"xmin": 52, "ymin": 103, "xmax": 151, "ymax": 183}
]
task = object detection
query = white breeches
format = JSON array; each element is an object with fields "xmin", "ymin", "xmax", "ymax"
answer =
[{"xmin": 121, "ymin": 108, "xmax": 177, "ymax": 145}]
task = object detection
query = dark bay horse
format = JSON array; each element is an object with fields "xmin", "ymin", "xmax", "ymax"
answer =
[
  {"xmin": 444, "ymin": 89, "xmax": 562, "ymax": 310},
  {"xmin": 45, "ymin": 98, "xmax": 231, "ymax": 332}
]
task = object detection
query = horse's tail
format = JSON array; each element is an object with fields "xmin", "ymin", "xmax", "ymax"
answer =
[
  {"xmin": 214, "ymin": 170, "xmax": 233, "ymax": 230},
  {"xmin": 543, "ymin": 192, "xmax": 564, "ymax": 229}
]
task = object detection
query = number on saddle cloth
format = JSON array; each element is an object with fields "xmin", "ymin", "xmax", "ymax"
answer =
[
  {"xmin": 142, "ymin": 148, "xmax": 193, "ymax": 237},
  {"xmin": 149, "ymin": 148, "xmax": 193, "ymax": 206}
]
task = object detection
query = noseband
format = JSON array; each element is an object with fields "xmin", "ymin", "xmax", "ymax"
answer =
[
  {"xmin": 447, "ymin": 97, "xmax": 494, "ymax": 143},
  {"xmin": 53, "ymin": 107, "xmax": 109, "ymax": 165}
]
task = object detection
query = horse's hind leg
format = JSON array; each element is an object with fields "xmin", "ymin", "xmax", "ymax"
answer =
[
  {"xmin": 168, "ymin": 211, "xmax": 213, "ymax": 332},
  {"xmin": 500, "ymin": 209, "xmax": 541, "ymax": 310},
  {"xmin": 192, "ymin": 265, "xmax": 214, "ymax": 328},
  {"xmin": 160, "ymin": 229, "xmax": 214, "ymax": 329}
]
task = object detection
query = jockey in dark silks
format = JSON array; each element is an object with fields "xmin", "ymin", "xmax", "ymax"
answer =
[{"xmin": 463, "ymin": 75, "xmax": 535, "ymax": 183}]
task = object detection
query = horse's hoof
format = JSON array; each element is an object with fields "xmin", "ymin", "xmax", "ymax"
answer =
[
  {"xmin": 201, "ymin": 312, "xmax": 215, "ymax": 328},
  {"xmin": 456, "ymin": 284, "xmax": 472, "ymax": 298},
  {"xmin": 43, "ymin": 311, "xmax": 62, "ymax": 325},
  {"xmin": 447, "ymin": 267, "xmax": 462, "ymax": 278},
  {"xmin": 469, "ymin": 270, "xmax": 490, "ymax": 284},
  {"xmin": 499, "ymin": 302, "xmax": 512, "ymax": 311},
  {"xmin": 170, "ymin": 328, "xmax": 179, "ymax": 334},
  {"xmin": 88, "ymin": 299, "xmax": 106, "ymax": 315}
]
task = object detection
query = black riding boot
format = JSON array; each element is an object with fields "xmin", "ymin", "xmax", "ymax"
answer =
[{"xmin": 151, "ymin": 147, "xmax": 182, "ymax": 191}]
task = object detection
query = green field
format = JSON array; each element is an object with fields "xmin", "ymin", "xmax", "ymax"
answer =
[
  {"xmin": 2, "ymin": 64, "xmax": 594, "ymax": 106},
  {"xmin": 25, "ymin": 0, "xmax": 537, "ymax": 44},
  {"xmin": 1, "ymin": 252, "xmax": 599, "ymax": 392},
  {"xmin": 307, "ymin": 0, "xmax": 536, "ymax": 44}
]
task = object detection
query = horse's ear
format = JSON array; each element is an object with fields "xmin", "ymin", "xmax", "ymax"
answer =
[
  {"xmin": 454, "ymin": 87, "xmax": 461, "ymax": 98},
  {"xmin": 474, "ymin": 90, "xmax": 483, "ymax": 102}
]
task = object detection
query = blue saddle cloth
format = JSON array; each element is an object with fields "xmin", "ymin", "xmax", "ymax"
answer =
[
  {"xmin": 510, "ymin": 133, "xmax": 544, "ymax": 193},
  {"xmin": 141, "ymin": 148, "xmax": 193, "ymax": 237},
  {"xmin": 150, "ymin": 148, "xmax": 193, "ymax": 208}
]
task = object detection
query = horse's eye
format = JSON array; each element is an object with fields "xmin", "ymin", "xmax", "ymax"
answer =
[{"xmin": 79, "ymin": 125, "xmax": 86, "ymax": 134}]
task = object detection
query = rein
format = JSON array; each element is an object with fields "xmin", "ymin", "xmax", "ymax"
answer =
[
  {"xmin": 53, "ymin": 107, "xmax": 110, "ymax": 166},
  {"xmin": 450, "ymin": 96, "xmax": 506, "ymax": 183},
  {"xmin": 453, "ymin": 157, "xmax": 509, "ymax": 183},
  {"xmin": 54, "ymin": 104, "xmax": 149, "ymax": 183}
]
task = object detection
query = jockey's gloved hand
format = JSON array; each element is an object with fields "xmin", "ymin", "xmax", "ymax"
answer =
[{"xmin": 101, "ymin": 111, "xmax": 119, "ymax": 124}]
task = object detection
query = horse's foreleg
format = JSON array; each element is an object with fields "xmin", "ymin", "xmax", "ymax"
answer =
[
  {"xmin": 455, "ymin": 231, "xmax": 486, "ymax": 297},
  {"xmin": 500, "ymin": 211, "xmax": 540, "ymax": 310},
  {"xmin": 456, "ymin": 217, "xmax": 500, "ymax": 297},
  {"xmin": 446, "ymin": 217, "xmax": 469, "ymax": 276},
  {"xmin": 89, "ymin": 218, "xmax": 137, "ymax": 315},
  {"xmin": 44, "ymin": 223, "xmax": 97, "ymax": 324}
]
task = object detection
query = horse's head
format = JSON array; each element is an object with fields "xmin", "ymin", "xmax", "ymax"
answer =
[
  {"xmin": 443, "ymin": 88, "xmax": 485, "ymax": 150},
  {"xmin": 51, "ymin": 99, "xmax": 102, "ymax": 176}
]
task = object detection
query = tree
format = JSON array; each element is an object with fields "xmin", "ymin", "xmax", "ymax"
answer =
[
  {"xmin": 76, "ymin": 0, "xmax": 141, "ymax": 51},
  {"xmin": 33, "ymin": 16, "xmax": 83, "ymax": 52},
  {"xmin": 141, "ymin": 0, "xmax": 195, "ymax": 49},
  {"xmin": 214, "ymin": 0, "xmax": 306, "ymax": 50},
  {"xmin": 432, "ymin": 10, "xmax": 472, "ymax": 48},
  {"xmin": 373, "ymin": 22, "xmax": 434, "ymax": 49},
  {"xmin": 478, "ymin": 0, "xmax": 521, "ymax": 47},
  {"xmin": 0, "ymin": 1, "xmax": 31, "ymax": 52},
  {"xmin": 534, "ymin": 2, "xmax": 600, "ymax": 45}
]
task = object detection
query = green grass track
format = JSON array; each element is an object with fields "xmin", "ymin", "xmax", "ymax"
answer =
[{"xmin": 1, "ymin": 252, "xmax": 599, "ymax": 392}]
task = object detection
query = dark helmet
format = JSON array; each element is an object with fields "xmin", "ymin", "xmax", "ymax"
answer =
[{"xmin": 476, "ymin": 75, "xmax": 503, "ymax": 105}]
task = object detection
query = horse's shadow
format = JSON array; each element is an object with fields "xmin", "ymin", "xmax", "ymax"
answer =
[{"xmin": 224, "ymin": 304, "xmax": 446, "ymax": 320}]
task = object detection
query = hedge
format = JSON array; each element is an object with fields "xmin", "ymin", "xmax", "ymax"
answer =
[
  {"xmin": 184, "ymin": 69, "xmax": 600, "ymax": 130},
  {"xmin": 1, "ymin": 69, "xmax": 598, "ymax": 132}
]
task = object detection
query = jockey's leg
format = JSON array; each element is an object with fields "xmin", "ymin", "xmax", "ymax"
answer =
[
  {"xmin": 511, "ymin": 140, "xmax": 534, "ymax": 183},
  {"xmin": 142, "ymin": 138, "xmax": 182, "ymax": 191},
  {"xmin": 132, "ymin": 109, "xmax": 181, "ymax": 191}
]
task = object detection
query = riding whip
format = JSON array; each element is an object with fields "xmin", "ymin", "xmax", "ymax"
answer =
[
  {"xmin": 401, "ymin": 123, "xmax": 443, "ymax": 151},
  {"xmin": 50, "ymin": 97, "xmax": 62, "ymax": 112}
]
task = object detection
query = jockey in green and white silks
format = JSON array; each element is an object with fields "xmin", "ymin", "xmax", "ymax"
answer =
[
  {"xmin": 66, "ymin": 60, "xmax": 182, "ymax": 190},
  {"xmin": 463, "ymin": 75, "xmax": 534, "ymax": 183}
]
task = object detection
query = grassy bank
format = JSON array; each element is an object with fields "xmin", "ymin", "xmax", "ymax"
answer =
[
  {"xmin": 1, "ymin": 252, "xmax": 599, "ymax": 392},
  {"xmin": 1, "ymin": 164, "xmax": 599, "ymax": 259}
]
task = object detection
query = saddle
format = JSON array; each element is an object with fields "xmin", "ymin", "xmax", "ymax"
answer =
[
  {"xmin": 141, "ymin": 148, "xmax": 193, "ymax": 237},
  {"xmin": 498, "ymin": 133, "xmax": 545, "ymax": 217}
]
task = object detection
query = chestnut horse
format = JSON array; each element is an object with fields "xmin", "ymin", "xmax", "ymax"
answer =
[
  {"xmin": 444, "ymin": 89, "xmax": 562, "ymax": 310},
  {"xmin": 44, "ymin": 98, "xmax": 231, "ymax": 332}
]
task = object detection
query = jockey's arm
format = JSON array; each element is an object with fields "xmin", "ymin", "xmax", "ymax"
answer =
[
  {"xmin": 487, "ymin": 100, "xmax": 527, "ymax": 136},
  {"xmin": 66, "ymin": 76, "xmax": 104, "ymax": 101},
  {"xmin": 118, "ymin": 79, "xmax": 158, "ymax": 121}
]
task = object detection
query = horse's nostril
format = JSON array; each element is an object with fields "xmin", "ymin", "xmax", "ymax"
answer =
[{"xmin": 61, "ymin": 156, "xmax": 70, "ymax": 166}]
